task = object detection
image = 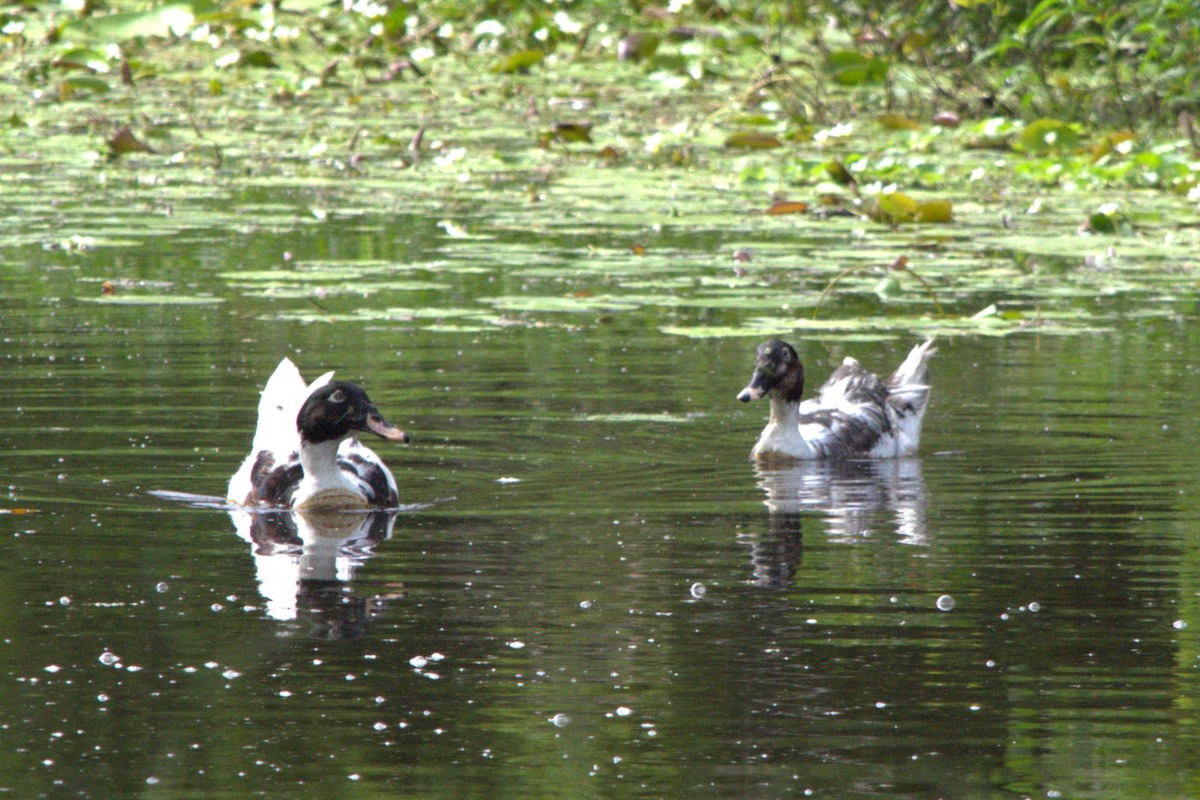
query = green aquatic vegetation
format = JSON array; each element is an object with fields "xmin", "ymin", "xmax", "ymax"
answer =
[
  {"xmin": 661, "ymin": 302, "xmax": 1107, "ymax": 340},
  {"xmin": 480, "ymin": 294, "xmax": 645, "ymax": 314},
  {"xmin": 3, "ymin": 0, "xmax": 1200, "ymax": 355},
  {"xmin": 81, "ymin": 294, "xmax": 224, "ymax": 306}
]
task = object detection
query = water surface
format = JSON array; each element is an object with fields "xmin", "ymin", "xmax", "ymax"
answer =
[{"xmin": 2, "ymin": 182, "xmax": 1200, "ymax": 800}]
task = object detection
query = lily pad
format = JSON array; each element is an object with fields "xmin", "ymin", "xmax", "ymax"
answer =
[
  {"xmin": 578, "ymin": 413, "xmax": 698, "ymax": 424},
  {"xmin": 81, "ymin": 294, "xmax": 224, "ymax": 306}
]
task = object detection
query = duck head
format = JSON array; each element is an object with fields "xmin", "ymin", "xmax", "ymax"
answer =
[
  {"xmin": 737, "ymin": 339, "xmax": 805, "ymax": 404},
  {"xmin": 297, "ymin": 381, "xmax": 410, "ymax": 446}
]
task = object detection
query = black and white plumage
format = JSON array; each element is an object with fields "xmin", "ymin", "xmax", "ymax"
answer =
[
  {"xmin": 737, "ymin": 339, "xmax": 935, "ymax": 460},
  {"xmin": 227, "ymin": 358, "xmax": 409, "ymax": 510}
]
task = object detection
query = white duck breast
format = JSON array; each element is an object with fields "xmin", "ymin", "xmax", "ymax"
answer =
[
  {"xmin": 737, "ymin": 339, "xmax": 935, "ymax": 460},
  {"xmin": 227, "ymin": 358, "xmax": 409, "ymax": 509}
]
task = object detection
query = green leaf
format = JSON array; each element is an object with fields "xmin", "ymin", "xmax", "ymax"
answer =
[
  {"xmin": 826, "ymin": 51, "xmax": 888, "ymax": 85},
  {"xmin": 870, "ymin": 193, "xmax": 953, "ymax": 224},
  {"xmin": 825, "ymin": 160, "xmax": 856, "ymax": 186},
  {"xmin": 553, "ymin": 122, "xmax": 593, "ymax": 144},
  {"xmin": 59, "ymin": 75, "xmax": 110, "ymax": 99},
  {"xmin": 1016, "ymin": 119, "xmax": 1082, "ymax": 154},
  {"xmin": 913, "ymin": 199, "xmax": 953, "ymax": 223},
  {"xmin": 64, "ymin": 5, "xmax": 195, "ymax": 41},
  {"xmin": 875, "ymin": 191, "xmax": 919, "ymax": 222},
  {"xmin": 493, "ymin": 50, "xmax": 544, "ymax": 74},
  {"xmin": 724, "ymin": 131, "xmax": 782, "ymax": 150},
  {"xmin": 877, "ymin": 114, "xmax": 921, "ymax": 131}
]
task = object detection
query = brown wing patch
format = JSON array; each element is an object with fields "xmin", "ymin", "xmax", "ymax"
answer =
[{"xmin": 249, "ymin": 450, "xmax": 303, "ymax": 506}]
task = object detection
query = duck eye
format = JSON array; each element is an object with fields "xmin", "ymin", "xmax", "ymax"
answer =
[{"xmin": 329, "ymin": 389, "xmax": 346, "ymax": 404}]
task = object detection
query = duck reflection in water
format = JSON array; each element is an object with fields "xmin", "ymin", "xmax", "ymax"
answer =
[
  {"xmin": 743, "ymin": 459, "xmax": 929, "ymax": 587},
  {"xmin": 229, "ymin": 507, "xmax": 399, "ymax": 639}
]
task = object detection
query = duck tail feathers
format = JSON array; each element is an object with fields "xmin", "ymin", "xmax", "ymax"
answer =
[
  {"xmin": 886, "ymin": 339, "xmax": 936, "ymax": 415},
  {"xmin": 252, "ymin": 358, "xmax": 309, "ymax": 453}
]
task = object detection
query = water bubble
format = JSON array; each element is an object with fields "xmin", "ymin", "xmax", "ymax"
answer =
[
  {"xmin": 409, "ymin": 655, "xmax": 429, "ymax": 669},
  {"xmin": 935, "ymin": 595, "xmax": 956, "ymax": 611},
  {"xmin": 222, "ymin": 669, "xmax": 241, "ymax": 680},
  {"xmin": 429, "ymin": 652, "xmax": 445, "ymax": 662},
  {"xmin": 689, "ymin": 582, "xmax": 706, "ymax": 599},
  {"xmin": 615, "ymin": 706, "xmax": 632, "ymax": 717},
  {"xmin": 1174, "ymin": 619, "xmax": 1187, "ymax": 630},
  {"xmin": 98, "ymin": 651, "xmax": 120, "ymax": 666},
  {"xmin": 1027, "ymin": 601, "xmax": 1041, "ymax": 613},
  {"xmin": 507, "ymin": 640, "xmax": 525, "ymax": 650},
  {"xmin": 155, "ymin": 582, "xmax": 169, "ymax": 593},
  {"xmin": 549, "ymin": 713, "xmax": 570, "ymax": 727},
  {"xmin": 58, "ymin": 596, "xmax": 71, "ymax": 606},
  {"xmin": 579, "ymin": 600, "xmax": 593, "ymax": 609}
]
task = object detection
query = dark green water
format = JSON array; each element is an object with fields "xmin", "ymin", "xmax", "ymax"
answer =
[{"xmin": 3, "ymin": 183, "xmax": 1200, "ymax": 799}]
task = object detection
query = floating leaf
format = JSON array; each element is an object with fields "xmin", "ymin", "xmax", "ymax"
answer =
[
  {"xmin": 553, "ymin": 122, "xmax": 593, "ymax": 143},
  {"xmin": 871, "ymin": 193, "xmax": 953, "ymax": 224},
  {"xmin": 1016, "ymin": 119, "xmax": 1081, "ymax": 154},
  {"xmin": 1091, "ymin": 130, "xmax": 1136, "ymax": 162},
  {"xmin": 53, "ymin": 47, "xmax": 109, "ymax": 72},
  {"xmin": 825, "ymin": 160, "xmax": 856, "ymax": 187},
  {"xmin": 59, "ymin": 75, "xmax": 109, "ymax": 100},
  {"xmin": 493, "ymin": 50, "xmax": 544, "ymax": 74},
  {"xmin": 913, "ymin": 199, "xmax": 953, "ymax": 223},
  {"xmin": 874, "ymin": 191, "xmax": 919, "ymax": 223},
  {"xmin": 238, "ymin": 49, "xmax": 278, "ymax": 69},
  {"xmin": 724, "ymin": 131, "xmax": 782, "ymax": 150},
  {"xmin": 82, "ymin": 294, "xmax": 224, "ymax": 306},
  {"xmin": 108, "ymin": 126, "xmax": 154, "ymax": 156},
  {"xmin": 826, "ymin": 51, "xmax": 888, "ymax": 85},
  {"xmin": 1083, "ymin": 204, "xmax": 1134, "ymax": 236},
  {"xmin": 766, "ymin": 201, "xmax": 809, "ymax": 215},
  {"xmin": 617, "ymin": 33, "xmax": 660, "ymax": 62},
  {"xmin": 878, "ymin": 114, "xmax": 920, "ymax": 131},
  {"xmin": 64, "ymin": 5, "xmax": 194, "ymax": 40},
  {"xmin": 578, "ymin": 412, "xmax": 695, "ymax": 424}
]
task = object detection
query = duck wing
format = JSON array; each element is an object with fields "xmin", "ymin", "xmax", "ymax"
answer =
[
  {"xmin": 797, "ymin": 358, "xmax": 893, "ymax": 458},
  {"xmin": 337, "ymin": 440, "xmax": 400, "ymax": 506}
]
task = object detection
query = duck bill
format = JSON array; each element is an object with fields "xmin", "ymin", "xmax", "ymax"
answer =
[
  {"xmin": 366, "ymin": 413, "xmax": 410, "ymax": 443},
  {"xmin": 737, "ymin": 373, "xmax": 770, "ymax": 402}
]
